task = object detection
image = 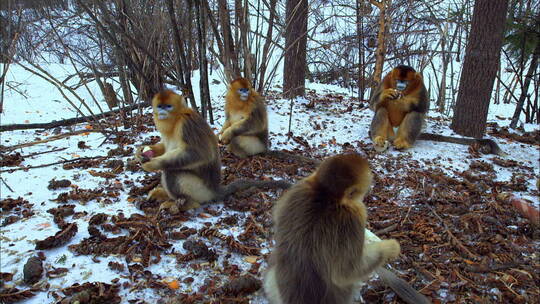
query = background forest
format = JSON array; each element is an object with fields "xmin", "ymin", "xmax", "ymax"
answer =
[
  {"xmin": 0, "ymin": 0, "xmax": 539, "ymax": 304},
  {"xmin": 1, "ymin": 0, "xmax": 538, "ymax": 129}
]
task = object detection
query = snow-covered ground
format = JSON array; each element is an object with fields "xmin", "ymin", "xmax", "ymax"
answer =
[{"xmin": 1, "ymin": 63, "xmax": 539, "ymax": 303}]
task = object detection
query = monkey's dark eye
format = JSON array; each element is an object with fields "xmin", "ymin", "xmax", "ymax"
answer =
[
  {"xmin": 158, "ymin": 104, "xmax": 173, "ymax": 110},
  {"xmin": 238, "ymin": 88, "xmax": 249, "ymax": 93}
]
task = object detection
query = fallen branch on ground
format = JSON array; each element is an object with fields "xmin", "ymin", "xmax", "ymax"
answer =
[
  {"xmin": 0, "ymin": 101, "xmax": 150, "ymax": 132},
  {"xmin": 0, "ymin": 156, "xmax": 107, "ymax": 173},
  {"xmin": 263, "ymin": 150, "xmax": 321, "ymax": 165},
  {"xmin": 2, "ymin": 130, "xmax": 105, "ymax": 152}
]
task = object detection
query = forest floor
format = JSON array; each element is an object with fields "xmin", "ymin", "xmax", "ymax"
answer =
[{"xmin": 1, "ymin": 65, "xmax": 539, "ymax": 304}]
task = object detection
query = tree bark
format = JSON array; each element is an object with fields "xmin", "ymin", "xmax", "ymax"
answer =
[
  {"xmin": 356, "ymin": 0, "xmax": 367, "ymax": 101},
  {"xmin": 195, "ymin": 0, "xmax": 213, "ymax": 123},
  {"xmin": 257, "ymin": 0, "xmax": 277, "ymax": 93},
  {"xmin": 451, "ymin": 0, "xmax": 509, "ymax": 138},
  {"xmin": 218, "ymin": 0, "xmax": 240, "ymax": 81},
  {"xmin": 166, "ymin": 0, "xmax": 198, "ymax": 111},
  {"xmin": 370, "ymin": 0, "xmax": 391, "ymax": 86},
  {"xmin": 283, "ymin": 0, "xmax": 308, "ymax": 98}
]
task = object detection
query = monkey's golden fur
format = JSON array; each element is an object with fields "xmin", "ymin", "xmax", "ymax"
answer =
[
  {"xmin": 220, "ymin": 78, "xmax": 269, "ymax": 158},
  {"xmin": 370, "ymin": 65, "xmax": 429, "ymax": 151},
  {"xmin": 264, "ymin": 153, "xmax": 400, "ymax": 304},
  {"xmin": 135, "ymin": 90, "xmax": 221, "ymax": 212}
]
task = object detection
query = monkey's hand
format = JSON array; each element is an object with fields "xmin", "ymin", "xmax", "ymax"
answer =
[
  {"xmin": 373, "ymin": 136, "xmax": 390, "ymax": 152},
  {"xmin": 220, "ymin": 129, "xmax": 234, "ymax": 144},
  {"xmin": 141, "ymin": 158, "xmax": 161, "ymax": 172},
  {"xmin": 379, "ymin": 239, "xmax": 401, "ymax": 261},
  {"xmin": 135, "ymin": 146, "xmax": 150, "ymax": 163},
  {"xmin": 382, "ymin": 88, "xmax": 402, "ymax": 101}
]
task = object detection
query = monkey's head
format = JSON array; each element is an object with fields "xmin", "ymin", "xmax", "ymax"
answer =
[
  {"xmin": 151, "ymin": 90, "xmax": 187, "ymax": 120},
  {"xmin": 230, "ymin": 78, "xmax": 252, "ymax": 101},
  {"xmin": 311, "ymin": 153, "xmax": 372, "ymax": 206},
  {"xmin": 386, "ymin": 65, "xmax": 422, "ymax": 93}
]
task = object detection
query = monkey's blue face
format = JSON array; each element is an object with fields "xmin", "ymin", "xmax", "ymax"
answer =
[
  {"xmin": 396, "ymin": 80, "xmax": 408, "ymax": 91},
  {"xmin": 237, "ymin": 88, "xmax": 250, "ymax": 101},
  {"xmin": 156, "ymin": 104, "xmax": 174, "ymax": 120}
]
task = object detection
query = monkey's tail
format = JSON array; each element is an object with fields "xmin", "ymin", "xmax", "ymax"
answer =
[
  {"xmin": 375, "ymin": 267, "xmax": 432, "ymax": 304},
  {"xmin": 418, "ymin": 133, "xmax": 506, "ymax": 156},
  {"xmin": 263, "ymin": 150, "xmax": 321, "ymax": 165},
  {"xmin": 218, "ymin": 179, "xmax": 292, "ymax": 200}
]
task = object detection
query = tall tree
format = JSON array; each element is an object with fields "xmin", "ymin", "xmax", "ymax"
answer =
[
  {"xmin": 451, "ymin": 0, "xmax": 509, "ymax": 138},
  {"xmin": 369, "ymin": 0, "xmax": 391, "ymax": 87},
  {"xmin": 283, "ymin": 0, "xmax": 308, "ymax": 98},
  {"xmin": 505, "ymin": 0, "xmax": 539, "ymax": 127}
]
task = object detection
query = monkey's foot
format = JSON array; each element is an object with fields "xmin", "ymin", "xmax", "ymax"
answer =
[
  {"xmin": 379, "ymin": 239, "xmax": 401, "ymax": 260},
  {"xmin": 177, "ymin": 200, "xmax": 201, "ymax": 212},
  {"xmin": 373, "ymin": 136, "xmax": 389, "ymax": 152},
  {"xmin": 158, "ymin": 200, "xmax": 179, "ymax": 214},
  {"xmin": 392, "ymin": 138, "xmax": 412, "ymax": 150},
  {"xmin": 148, "ymin": 187, "xmax": 170, "ymax": 202},
  {"xmin": 158, "ymin": 199, "xmax": 200, "ymax": 214}
]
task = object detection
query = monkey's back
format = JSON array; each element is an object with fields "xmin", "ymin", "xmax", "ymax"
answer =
[
  {"xmin": 166, "ymin": 111, "xmax": 221, "ymax": 195},
  {"xmin": 252, "ymin": 97, "xmax": 269, "ymax": 146},
  {"xmin": 271, "ymin": 181, "xmax": 363, "ymax": 304}
]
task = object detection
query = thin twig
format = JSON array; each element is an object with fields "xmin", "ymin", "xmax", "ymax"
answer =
[
  {"xmin": 0, "ymin": 156, "xmax": 107, "ymax": 173},
  {"xmin": 0, "ymin": 177, "xmax": 14, "ymax": 192},
  {"xmin": 22, "ymin": 147, "xmax": 67, "ymax": 158},
  {"xmin": 430, "ymin": 206, "xmax": 478, "ymax": 260},
  {"xmin": 374, "ymin": 223, "xmax": 398, "ymax": 235},
  {"xmin": 2, "ymin": 130, "xmax": 104, "ymax": 152}
]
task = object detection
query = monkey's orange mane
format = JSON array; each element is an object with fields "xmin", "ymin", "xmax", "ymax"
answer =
[
  {"xmin": 381, "ymin": 67, "xmax": 422, "ymax": 96},
  {"xmin": 230, "ymin": 77, "xmax": 251, "ymax": 89},
  {"xmin": 154, "ymin": 90, "xmax": 176, "ymax": 103}
]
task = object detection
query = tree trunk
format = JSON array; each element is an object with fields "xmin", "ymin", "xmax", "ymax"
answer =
[
  {"xmin": 356, "ymin": 0, "xmax": 367, "ymax": 101},
  {"xmin": 218, "ymin": 0, "xmax": 240, "ymax": 81},
  {"xmin": 257, "ymin": 0, "xmax": 277, "ymax": 93},
  {"xmin": 510, "ymin": 41, "xmax": 539, "ymax": 128},
  {"xmin": 283, "ymin": 0, "xmax": 308, "ymax": 98},
  {"xmin": 166, "ymin": 0, "xmax": 197, "ymax": 111},
  {"xmin": 451, "ymin": 0, "xmax": 509, "ymax": 138},
  {"xmin": 195, "ymin": 0, "xmax": 213, "ymax": 123},
  {"xmin": 370, "ymin": 0, "xmax": 391, "ymax": 86}
]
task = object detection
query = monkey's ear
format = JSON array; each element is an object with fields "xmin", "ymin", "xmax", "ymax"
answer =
[{"xmin": 344, "ymin": 186, "xmax": 358, "ymax": 200}]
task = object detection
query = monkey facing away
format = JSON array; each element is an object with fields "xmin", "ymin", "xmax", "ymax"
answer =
[
  {"xmin": 265, "ymin": 154, "xmax": 404, "ymax": 303},
  {"xmin": 370, "ymin": 65, "xmax": 429, "ymax": 152},
  {"xmin": 220, "ymin": 77, "xmax": 269, "ymax": 158},
  {"xmin": 136, "ymin": 90, "xmax": 289, "ymax": 213}
]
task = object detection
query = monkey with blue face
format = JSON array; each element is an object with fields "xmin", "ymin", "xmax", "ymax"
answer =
[
  {"xmin": 135, "ymin": 90, "xmax": 290, "ymax": 213},
  {"xmin": 369, "ymin": 65, "xmax": 429, "ymax": 152},
  {"xmin": 135, "ymin": 90, "xmax": 222, "ymax": 212},
  {"xmin": 220, "ymin": 78, "xmax": 269, "ymax": 158},
  {"xmin": 369, "ymin": 65, "xmax": 504, "ymax": 155}
]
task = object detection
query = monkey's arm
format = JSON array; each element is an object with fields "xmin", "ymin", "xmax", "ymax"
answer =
[
  {"xmin": 363, "ymin": 231, "xmax": 432, "ymax": 304},
  {"xmin": 135, "ymin": 143, "xmax": 165, "ymax": 162},
  {"xmin": 147, "ymin": 143, "xmax": 166, "ymax": 157},
  {"xmin": 369, "ymin": 86, "xmax": 383, "ymax": 110},
  {"xmin": 392, "ymin": 84, "xmax": 429, "ymax": 113},
  {"xmin": 370, "ymin": 88, "xmax": 402, "ymax": 111},
  {"xmin": 220, "ymin": 120, "xmax": 232, "ymax": 134},
  {"xmin": 142, "ymin": 147, "xmax": 210, "ymax": 172},
  {"xmin": 221, "ymin": 105, "xmax": 267, "ymax": 142},
  {"xmin": 220, "ymin": 112, "xmax": 233, "ymax": 134}
]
